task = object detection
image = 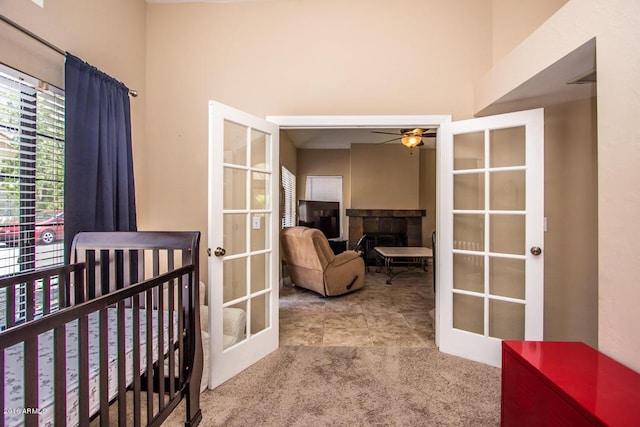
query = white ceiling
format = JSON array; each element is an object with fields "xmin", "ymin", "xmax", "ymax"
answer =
[{"xmin": 283, "ymin": 128, "xmax": 438, "ymax": 150}]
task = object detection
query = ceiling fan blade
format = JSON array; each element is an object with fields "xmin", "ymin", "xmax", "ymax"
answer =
[
  {"xmin": 371, "ymin": 131, "xmax": 401, "ymax": 136},
  {"xmin": 376, "ymin": 136, "xmax": 402, "ymax": 144}
]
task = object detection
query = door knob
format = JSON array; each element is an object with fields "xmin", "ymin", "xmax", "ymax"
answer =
[
  {"xmin": 214, "ymin": 247, "xmax": 226, "ymax": 257},
  {"xmin": 530, "ymin": 246, "xmax": 542, "ymax": 256}
]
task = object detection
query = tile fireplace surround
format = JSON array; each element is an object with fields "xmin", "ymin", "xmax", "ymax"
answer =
[{"xmin": 346, "ymin": 209, "xmax": 426, "ymax": 249}]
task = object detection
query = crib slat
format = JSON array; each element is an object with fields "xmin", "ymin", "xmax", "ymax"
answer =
[
  {"xmin": 178, "ymin": 273, "xmax": 184, "ymax": 382},
  {"xmin": 54, "ymin": 324, "xmax": 67, "ymax": 426},
  {"xmin": 6, "ymin": 286, "xmax": 15, "ymax": 328},
  {"xmin": 25, "ymin": 279, "xmax": 35, "ymax": 322},
  {"xmin": 146, "ymin": 289, "xmax": 154, "ymax": 422},
  {"xmin": 132, "ymin": 295, "xmax": 141, "ymax": 427},
  {"xmin": 24, "ymin": 336, "xmax": 38, "ymax": 427},
  {"xmin": 117, "ymin": 301, "xmax": 127, "ymax": 425},
  {"xmin": 43, "ymin": 276, "xmax": 51, "ymax": 315},
  {"xmin": 0, "ymin": 349, "xmax": 5, "ymax": 427},
  {"xmin": 157, "ymin": 250, "xmax": 165, "ymax": 411},
  {"xmin": 167, "ymin": 251, "xmax": 176, "ymax": 398},
  {"xmin": 85, "ymin": 250, "xmax": 96, "ymax": 302},
  {"xmin": 99, "ymin": 307, "xmax": 109, "ymax": 426},
  {"xmin": 78, "ymin": 314, "xmax": 90, "ymax": 427}
]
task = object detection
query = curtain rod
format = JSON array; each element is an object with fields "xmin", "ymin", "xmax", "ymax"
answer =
[{"xmin": 1, "ymin": 14, "xmax": 138, "ymax": 97}]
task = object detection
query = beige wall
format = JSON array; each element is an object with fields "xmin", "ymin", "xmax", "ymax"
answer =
[
  {"xmin": 144, "ymin": 0, "xmax": 493, "ymax": 279},
  {"xmin": 491, "ymin": 0, "xmax": 569, "ymax": 63},
  {"xmin": 477, "ymin": 0, "xmax": 640, "ymax": 370},
  {"xmin": 280, "ymin": 132, "xmax": 297, "ymax": 176},
  {"xmin": 296, "ymin": 144, "xmax": 433, "ymax": 246},
  {"xmin": 544, "ymin": 97, "xmax": 598, "ymax": 347},
  {"xmin": 350, "ymin": 144, "xmax": 420, "ymax": 209}
]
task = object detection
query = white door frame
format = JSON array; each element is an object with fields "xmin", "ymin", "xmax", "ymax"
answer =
[{"xmin": 268, "ymin": 114, "xmax": 451, "ymax": 347}]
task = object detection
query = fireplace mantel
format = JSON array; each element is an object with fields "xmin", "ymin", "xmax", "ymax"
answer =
[{"xmin": 346, "ymin": 209, "xmax": 426, "ymax": 218}]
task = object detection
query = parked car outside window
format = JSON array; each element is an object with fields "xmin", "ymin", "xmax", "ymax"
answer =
[{"xmin": 0, "ymin": 211, "xmax": 64, "ymax": 246}]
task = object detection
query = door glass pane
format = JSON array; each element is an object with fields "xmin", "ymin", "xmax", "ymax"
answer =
[
  {"xmin": 250, "ymin": 292, "xmax": 270, "ymax": 335},
  {"xmin": 224, "ymin": 168, "xmax": 246, "ymax": 210},
  {"xmin": 250, "ymin": 253, "xmax": 269, "ymax": 293},
  {"xmin": 489, "ymin": 257, "xmax": 525, "ymax": 299},
  {"xmin": 223, "ymin": 257, "xmax": 247, "ymax": 303},
  {"xmin": 490, "ymin": 127, "xmax": 525, "ymax": 168},
  {"xmin": 454, "ymin": 132, "xmax": 485, "ymax": 170},
  {"xmin": 223, "ymin": 301, "xmax": 247, "ymax": 349},
  {"xmin": 251, "ymin": 171, "xmax": 270, "ymax": 210},
  {"xmin": 490, "ymin": 214, "xmax": 525, "ymax": 255},
  {"xmin": 453, "ymin": 293, "xmax": 484, "ymax": 335},
  {"xmin": 454, "ymin": 173, "xmax": 484, "ymax": 210},
  {"xmin": 250, "ymin": 213, "xmax": 269, "ymax": 252},
  {"xmin": 224, "ymin": 213, "xmax": 247, "ymax": 256},
  {"xmin": 453, "ymin": 253, "xmax": 484, "ymax": 293},
  {"xmin": 490, "ymin": 170, "xmax": 525, "ymax": 211},
  {"xmin": 223, "ymin": 120, "xmax": 247, "ymax": 166},
  {"xmin": 453, "ymin": 214, "xmax": 484, "ymax": 251},
  {"xmin": 251, "ymin": 130, "xmax": 269, "ymax": 170},
  {"xmin": 489, "ymin": 299, "xmax": 524, "ymax": 340}
]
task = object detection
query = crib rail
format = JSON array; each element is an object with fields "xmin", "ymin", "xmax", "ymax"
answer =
[
  {"xmin": 0, "ymin": 231, "xmax": 202, "ymax": 427},
  {"xmin": 0, "ymin": 263, "xmax": 85, "ymax": 331},
  {"xmin": 0, "ymin": 264, "xmax": 194, "ymax": 427}
]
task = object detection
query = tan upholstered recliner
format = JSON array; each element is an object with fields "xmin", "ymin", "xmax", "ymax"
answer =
[{"xmin": 280, "ymin": 226, "xmax": 365, "ymax": 297}]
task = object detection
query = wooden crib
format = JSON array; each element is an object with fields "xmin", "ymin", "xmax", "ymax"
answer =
[{"xmin": 0, "ymin": 231, "xmax": 203, "ymax": 427}]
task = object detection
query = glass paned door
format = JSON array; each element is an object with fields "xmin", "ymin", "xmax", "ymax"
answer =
[
  {"xmin": 208, "ymin": 101, "xmax": 279, "ymax": 388},
  {"xmin": 438, "ymin": 109, "xmax": 544, "ymax": 367}
]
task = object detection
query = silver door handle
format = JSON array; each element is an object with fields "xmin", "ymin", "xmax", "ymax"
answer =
[{"xmin": 530, "ymin": 246, "xmax": 542, "ymax": 256}]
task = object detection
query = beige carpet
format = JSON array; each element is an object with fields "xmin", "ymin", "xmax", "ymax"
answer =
[{"xmin": 165, "ymin": 345, "xmax": 501, "ymax": 426}]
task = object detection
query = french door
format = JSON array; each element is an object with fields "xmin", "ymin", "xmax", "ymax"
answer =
[
  {"xmin": 207, "ymin": 101, "xmax": 280, "ymax": 388},
  {"xmin": 437, "ymin": 108, "xmax": 544, "ymax": 367}
]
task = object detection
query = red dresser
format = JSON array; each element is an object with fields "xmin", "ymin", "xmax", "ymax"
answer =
[{"xmin": 501, "ymin": 341, "xmax": 640, "ymax": 426}]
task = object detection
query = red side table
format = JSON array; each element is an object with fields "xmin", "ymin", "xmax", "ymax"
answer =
[{"xmin": 502, "ymin": 341, "xmax": 640, "ymax": 426}]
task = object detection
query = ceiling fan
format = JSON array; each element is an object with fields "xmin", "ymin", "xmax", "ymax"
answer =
[{"xmin": 372, "ymin": 128, "xmax": 437, "ymax": 148}]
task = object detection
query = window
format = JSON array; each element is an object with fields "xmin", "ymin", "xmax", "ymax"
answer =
[
  {"xmin": 281, "ymin": 166, "xmax": 296, "ymax": 228},
  {"xmin": 0, "ymin": 64, "xmax": 65, "ymax": 328},
  {"xmin": 0, "ymin": 64, "xmax": 65, "ymax": 327},
  {"xmin": 305, "ymin": 175, "xmax": 343, "ymax": 203}
]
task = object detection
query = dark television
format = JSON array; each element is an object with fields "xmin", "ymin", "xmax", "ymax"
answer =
[{"xmin": 297, "ymin": 200, "xmax": 341, "ymax": 239}]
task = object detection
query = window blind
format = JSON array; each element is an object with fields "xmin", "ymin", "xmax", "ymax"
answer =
[
  {"xmin": 0, "ymin": 64, "xmax": 65, "ymax": 326},
  {"xmin": 305, "ymin": 175, "xmax": 342, "ymax": 202},
  {"xmin": 281, "ymin": 166, "xmax": 296, "ymax": 228},
  {"xmin": 0, "ymin": 64, "xmax": 65, "ymax": 274}
]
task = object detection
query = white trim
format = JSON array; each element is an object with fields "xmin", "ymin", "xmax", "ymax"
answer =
[
  {"xmin": 268, "ymin": 114, "xmax": 452, "ymax": 349},
  {"xmin": 267, "ymin": 115, "xmax": 452, "ymax": 129}
]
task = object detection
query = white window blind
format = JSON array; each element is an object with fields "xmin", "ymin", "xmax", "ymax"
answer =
[
  {"xmin": 0, "ymin": 64, "xmax": 65, "ymax": 327},
  {"xmin": 305, "ymin": 175, "xmax": 342, "ymax": 202},
  {"xmin": 281, "ymin": 166, "xmax": 296, "ymax": 228}
]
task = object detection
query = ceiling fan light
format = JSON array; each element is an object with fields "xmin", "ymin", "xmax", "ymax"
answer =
[{"xmin": 401, "ymin": 135, "xmax": 422, "ymax": 148}]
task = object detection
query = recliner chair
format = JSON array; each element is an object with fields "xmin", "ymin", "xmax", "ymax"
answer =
[{"xmin": 280, "ymin": 226, "xmax": 365, "ymax": 297}]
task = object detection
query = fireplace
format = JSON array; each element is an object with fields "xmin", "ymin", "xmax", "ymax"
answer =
[{"xmin": 346, "ymin": 209, "xmax": 426, "ymax": 265}]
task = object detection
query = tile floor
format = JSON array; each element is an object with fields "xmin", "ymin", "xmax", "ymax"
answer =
[{"xmin": 279, "ymin": 268, "xmax": 435, "ymax": 347}]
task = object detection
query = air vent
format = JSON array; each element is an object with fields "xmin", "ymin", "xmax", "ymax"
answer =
[{"xmin": 568, "ymin": 70, "xmax": 597, "ymax": 84}]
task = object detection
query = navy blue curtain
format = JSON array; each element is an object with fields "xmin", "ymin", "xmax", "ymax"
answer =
[{"xmin": 64, "ymin": 54, "xmax": 137, "ymax": 261}]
